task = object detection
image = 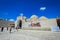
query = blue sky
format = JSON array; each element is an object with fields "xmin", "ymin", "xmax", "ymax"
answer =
[{"xmin": 0, "ymin": 0, "xmax": 60, "ymax": 20}]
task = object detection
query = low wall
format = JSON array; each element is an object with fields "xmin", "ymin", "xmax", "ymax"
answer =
[{"xmin": 22, "ymin": 19, "xmax": 57, "ymax": 30}]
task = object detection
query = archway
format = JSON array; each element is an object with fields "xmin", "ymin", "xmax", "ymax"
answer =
[
  {"xmin": 57, "ymin": 19, "xmax": 60, "ymax": 29},
  {"xmin": 19, "ymin": 20, "xmax": 22, "ymax": 29}
]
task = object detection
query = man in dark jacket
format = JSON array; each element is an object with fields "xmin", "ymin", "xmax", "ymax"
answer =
[{"xmin": 1, "ymin": 27, "xmax": 4, "ymax": 32}]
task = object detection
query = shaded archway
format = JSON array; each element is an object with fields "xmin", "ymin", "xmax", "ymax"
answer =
[
  {"xmin": 56, "ymin": 19, "xmax": 60, "ymax": 29},
  {"xmin": 19, "ymin": 20, "xmax": 22, "ymax": 29}
]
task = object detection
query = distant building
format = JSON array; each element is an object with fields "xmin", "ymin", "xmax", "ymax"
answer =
[
  {"xmin": 15, "ymin": 15, "xmax": 59, "ymax": 30},
  {"xmin": 0, "ymin": 19, "xmax": 15, "ymax": 28}
]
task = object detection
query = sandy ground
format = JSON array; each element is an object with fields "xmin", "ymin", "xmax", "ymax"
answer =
[{"xmin": 0, "ymin": 28, "xmax": 60, "ymax": 40}]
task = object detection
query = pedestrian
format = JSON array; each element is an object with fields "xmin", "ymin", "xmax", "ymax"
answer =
[
  {"xmin": 7, "ymin": 27, "xmax": 8, "ymax": 31},
  {"xmin": 16, "ymin": 27, "xmax": 18, "ymax": 31},
  {"xmin": 9, "ymin": 26, "xmax": 12, "ymax": 33},
  {"xmin": 1, "ymin": 27, "xmax": 4, "ymax": 32}
]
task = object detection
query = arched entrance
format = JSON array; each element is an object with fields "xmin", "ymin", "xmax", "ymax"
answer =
[
  {"xmin": 19, "ymin": 20, "xmax": 22, "ymax": 29},
  {"xmin": 57, "ymin": 19, "xmax": 60, "ymax": 29}
]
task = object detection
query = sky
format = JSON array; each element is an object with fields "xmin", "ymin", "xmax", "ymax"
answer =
[{"xmin": 0, "ymin": 0, "xmax": 60, "ymax": 20}]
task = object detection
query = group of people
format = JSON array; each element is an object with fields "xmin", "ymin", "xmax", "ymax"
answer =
[
  {"xmin": 0, "ymin": 27, "xmax": 12, "ymax": 33},
  {"xmin": 0, "ymin": 20, "xmax": 22, "ymax": 33},
  {"xmin": 0, "ymin": 27, "xmax": 22, "ymax": 33}
]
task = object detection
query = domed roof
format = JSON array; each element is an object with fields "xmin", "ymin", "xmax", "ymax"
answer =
[
  {"xmin": 30, "ymin": 15, "xmax": 38, "ymax": 19},
  {"xmin": 29, "ymin": 15, "xmax": 38, "ymax": 21},
  {"xmin": 39, "ymin": 16, "xmax": 48, "ymax": 20}
]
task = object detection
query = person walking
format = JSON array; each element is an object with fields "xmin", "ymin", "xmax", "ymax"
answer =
[
  {"xmin": 9, "ymin": 26, "xmax": 12, "ymax": 33},
  {"xmin": 16, "ymin": 27, "xmax": 18, "ymax": 31},
  {"xmin": 7, "ymin": 27, "xmax": 8, "ymax": 31},
  {"xmin": 1, "ymin": 27, "xmax": 4, "ymax": 32}
]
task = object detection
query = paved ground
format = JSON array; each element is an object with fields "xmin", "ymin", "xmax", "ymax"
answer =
[{"xmin": 0, "ymin": 28, "xmax": 60, "ymax": 40}]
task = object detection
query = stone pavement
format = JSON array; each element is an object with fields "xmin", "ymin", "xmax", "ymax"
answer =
[{"xmin": 0, "ymin": 29, "xmax": 60, "ymax": 40}]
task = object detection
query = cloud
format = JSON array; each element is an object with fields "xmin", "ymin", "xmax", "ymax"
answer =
[
  {"xmin": 9, "ymin": 19, "xmax": 15, "ymax": 21},
  {"xmin": 40, "ymin": 7, "xmax": 46, "ymax": 11}
]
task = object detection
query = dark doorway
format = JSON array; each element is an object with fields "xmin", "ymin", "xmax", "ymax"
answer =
[
  {"xmin": 19, "ymin": 20, "xmax": 22, "ymax": 29},
  {"xmin": 57, "ymin": 19, "xmax": 60, "ymax": 29}
]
